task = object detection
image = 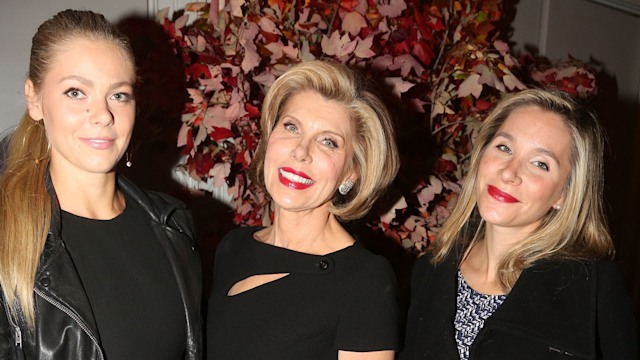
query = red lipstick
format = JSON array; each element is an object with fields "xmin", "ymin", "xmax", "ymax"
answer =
[
  {"xmin": 487, "ymin": 185, "xmax": 519, "ymax": 203},
  {"xmin": 278, "ymin": 167, "xmax": 314, "ymax": 190}
]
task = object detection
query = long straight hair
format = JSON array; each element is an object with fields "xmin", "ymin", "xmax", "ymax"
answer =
[
  {"xmin": 430, "ymin": 89, "xmax": 613, "ymax": 291},
  {"xmin": 0, "ymin": 9, "xmax": 134, "ymax": 329}
]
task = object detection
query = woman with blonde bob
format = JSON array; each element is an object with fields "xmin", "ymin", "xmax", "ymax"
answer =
[
  {"xmin": 207, "ymin": 60, "xmax": 400, "ymax": 359},
  {"xmin": 401, "ymin": 89, "xmax": 637, "ymax": 359},
  {"xmin": 0, "ymin": 9, "xmax": 202, "ymax": 359}
]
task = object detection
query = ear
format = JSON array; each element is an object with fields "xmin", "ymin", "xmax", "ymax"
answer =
[{"xmin": 25, "ymin": 79, "xmax": 43, "ymax": 121}]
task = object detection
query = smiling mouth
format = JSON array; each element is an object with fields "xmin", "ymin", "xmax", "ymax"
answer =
[
  {"xmin": 487, "ymin": 185, "xmax": 519, "ymax": 203},
  {"xmin": 279, "ymin": 169, "xmax": 314, "ymax": 185}
]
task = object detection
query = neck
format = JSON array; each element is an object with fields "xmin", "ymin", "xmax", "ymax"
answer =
[
  {"xmin": 460, "ymin": 224, "xmax": 526, "ymax": 295},
  {"xmin": 50, "ymin": 169, "xmax": 124, "ymax": 220},
  {"xmin": 260, "ymin": 206, "xmax": 354, "ymax": 255}
]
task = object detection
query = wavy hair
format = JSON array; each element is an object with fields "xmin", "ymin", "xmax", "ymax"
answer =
[
  {"xmin": 250, "ymin": 60, "xmax": 400, "ymax": 221},
  {"xmin": 0, "ymin": 9, "xmax": 134, "ymax": 329},
  {"xmin": 430, "ymin": 89, "xmax": 613, "ymax": 291}
]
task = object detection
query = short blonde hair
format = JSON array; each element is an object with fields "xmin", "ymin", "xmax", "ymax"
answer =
[
  {"xmin": 250, "ymin": 60, "xmax": 400, "ymax": 221},
  {"xmin": 431, "ymin": 89, "xmax": 613, "ymax": 290}
]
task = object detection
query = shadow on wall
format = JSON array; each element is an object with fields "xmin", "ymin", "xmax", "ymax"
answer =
[{"xmin": 115, "ymin": 15, "xmax": 236, "ymax": 308}]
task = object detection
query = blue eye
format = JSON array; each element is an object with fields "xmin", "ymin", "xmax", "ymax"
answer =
[
  {"xmin": 321, "ymin": 137, "xmax": 338, "ymax": 148},
  {"xmin": 496, "ymin": 144, "xmax": 511, "ymax": 154},
  {"xmin": 111, "ymin": 92, "xmax": 133, "ymax": 103},
  {"xmin": 64, "ymin": 88, "xmax": 85, "ymax": 99},
  {"xmin": 283, "ymin": 122, "xmax": 298, "ymax": 132},
  {"xmin": 533, "ymin": 161, "xmax": 550, "ymax": 171}
]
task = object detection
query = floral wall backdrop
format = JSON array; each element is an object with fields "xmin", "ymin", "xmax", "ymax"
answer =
[{"xmin": 160, "ymin": 0, "xmax": 598, "ymax": 255}]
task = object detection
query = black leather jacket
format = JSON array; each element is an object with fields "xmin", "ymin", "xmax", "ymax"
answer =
[{"xmin": 0, "ymin": 175, "xmax": 203, "ymax": 360}]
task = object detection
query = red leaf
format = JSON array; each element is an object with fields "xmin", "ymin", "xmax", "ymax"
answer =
[{"xmin": 209, "ymin": 127, "xmax": 234, "ymax": 141}]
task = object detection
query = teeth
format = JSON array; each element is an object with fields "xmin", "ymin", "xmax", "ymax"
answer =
[{"xmin": 280, "ymin": 169, "xmax": 314, "ymax": 184}]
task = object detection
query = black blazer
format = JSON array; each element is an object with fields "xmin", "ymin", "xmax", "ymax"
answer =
[{"xmin": 400, "ymin": 252, "xmax": 638, "ymax": 360}]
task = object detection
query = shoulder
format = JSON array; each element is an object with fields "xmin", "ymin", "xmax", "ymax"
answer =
[
  {"xmin": 525, "ymin": 258, "xmax": 620, "ymax": 285},
  {"xmin": 215, "ymin": 226, "xmax": 262, "ymax": 263},
  {"xmin": 217, "ymin": 226, "xmax": 262, "ymax": 250},
  {"xmin": 512, "ymin": 258, "xmax": 628, "ymax": 309},
  {"xmin": 117, "ymin": 175, "xmax": 195, "ymax": 237},
  {"xmin": 340, "ymin": 243, "xmax": 395, "ymax": 279}
]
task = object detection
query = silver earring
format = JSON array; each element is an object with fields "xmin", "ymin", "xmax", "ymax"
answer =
[
  {"xmin": 338, "ymin": 179, "xmax": 354, "ymax": 195},
  {"xmin": 125, "ymin": 152, "xmax": 132, "ymax": 168}
]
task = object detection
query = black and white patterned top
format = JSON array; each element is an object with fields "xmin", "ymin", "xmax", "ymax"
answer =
[{"xmin": 454, "ymin": 271, "xmax": 507, "ymax": 360}]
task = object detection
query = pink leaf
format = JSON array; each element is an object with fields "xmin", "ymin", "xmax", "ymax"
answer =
[
  {"xmin": 389, "ymin": 54, "xmax": 424, "ymax": 77},
  {"xmin": 476, "ymin": 64, "xmax": 505, "ymax": 92},
  {"xmin": 503, "ymin": 73, "xmax": 526, "ymax": 90},
  {"xmin": 354, "ymin": 36, "xmax": 375, "ymax": 58},
  {"xmin": 384, "ymin": 77, "xmax": 415, "ymax": 98},
  {"xmin": 342, "ymin": 11, "xmax": 367, "ymax": 36},
  {"xmin": 378, "ymin": 0, "xmax": 407, "ymax": 18},
  {"xmin": 321, "ymin": 31, "xmax": 356, "ymax": 57},
  {"xmin": 417, "ymin": 176, "xmax": 443, "ymax": 209},
  {"xmin": 203, "ymin": 106, "xmax": 230, "ymax": 131},
  {"xmin": 458, "ymin": 73, "xmax": 483, "ymax": 98},
  {"xmin": 209, "ymin": 163, "xmax": 231, "ymax": 187},
  {"xmin": 229, "ymin": 0, "xmax": 245, "ymax": 18},
  {"xmin": 371, "ymin": 54, "xmax": 393, "ymax": 72},
  {"xmin": 493, "ymin": 40, "xmax": 509, "ymax": 56},
  {"xmin": 258, "ymin": 17, "xmax": 281, "ymax": 35},
  {"xmin": 253, "ymin": 69, "xmax": 276, "ymax": 87},
  {"xmin": 187, "ymin": 88, "xmax": 205, "ymax": 105},
  {"xmin": 177, "ymin": 123, "xmax": 190, "ymax": 147},
  {"xmin": 265, "ymin": 41, "xmax": 284, "ymax": 62},
  {"xmin": 225, "ymin": 102, "xmax": 248, "ymax": 122}
]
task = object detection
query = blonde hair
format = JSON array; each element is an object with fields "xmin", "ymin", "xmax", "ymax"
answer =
[
  {"xmin": 431, "ymin": 89, "xmax": 613, "ymax": 290},
  {"xmin": 0, "ymin": 9, "xmax": 134, "ymax": 329},
  {"xmin": 250, "ymin": 60, "xmax": 400, "ymax": 221}
]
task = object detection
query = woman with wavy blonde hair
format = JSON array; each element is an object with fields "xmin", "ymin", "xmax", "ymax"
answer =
[
  {"xmin": 207, "ymin": 60, "xmax": 400, "ymax": 359},
  {"xmin": 0, "ymin": 9, "xmax": 202, "ymax": 359},
  {"xmin": 401, "ymin": 89, "xmax": 637, "ymax": 359}
]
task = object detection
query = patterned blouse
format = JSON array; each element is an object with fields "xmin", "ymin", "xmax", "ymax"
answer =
[{"xmin": 454, "ymin": 271, "xmax": 507, "ymax": 360}]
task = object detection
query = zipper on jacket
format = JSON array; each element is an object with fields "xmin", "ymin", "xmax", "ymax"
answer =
[
  {"xmin": 34, "ymin": 288, "xmax": 105, "ymax": 360},
  {"xmin": 549, "ymin": 346, "xmax": 574, "ymax": 356},
  {"xmin": 13, "ymin": 324, "xmax": 21, "ymax": 347},
  {"xmin": 1, "ymin": 291, "xmax": 23, "ymax": 349}
]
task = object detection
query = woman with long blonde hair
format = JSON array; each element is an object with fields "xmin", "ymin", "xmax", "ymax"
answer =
[
  {"xmin": 0, "ymin": 9, "xmax": 202, "ymax": 359},
  {"xmin": 401, "ymin": 89, "xmax": 637, "ymax": 359}
]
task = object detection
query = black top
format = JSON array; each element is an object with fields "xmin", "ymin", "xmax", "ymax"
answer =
[
  {"xmin": 61, "ymin": 191, "xmax": 186, "ymax": 360},
  {"xmin": 400, "ymin": 252, "xmax": 639, "ymax": 360},
  {"xmin": 207, "ymin": 226, "xmax": 399, "ymax": 360}
]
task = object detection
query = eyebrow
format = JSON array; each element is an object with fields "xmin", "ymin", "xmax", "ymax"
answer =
[
  {"xmin": 58, "ymin": 75, "xmax": 133, "ymax": 90},
  {"xmin": 279, "ymin": 114, "xmax": 347, "ymax": 140},
  {"xmin": 494, "ymin": 131, "xmax": 561, "ymax": 164}
]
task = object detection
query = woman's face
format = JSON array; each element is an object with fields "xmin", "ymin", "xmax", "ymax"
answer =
[
  {"xmin": 26, "ymin": 38, "xmax": 135, "ymax": 179},
  {"xmin": 263, "ymin": 90, "xmax": 354, "ymax": 214},
  {"xmin": 475, "ymin": 106, "xmax": 572, "ymax": 234}
]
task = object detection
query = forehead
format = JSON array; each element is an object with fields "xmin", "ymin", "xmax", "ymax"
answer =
[
  {"xmin": 47, "ymin": 37, "xmax": 134, "ymax": 78},
  {"xmin": 497, "ymin": 106, "xmax": 573, "ymax": 156},
  {"xmin": 280, "ymin": 90, "xmax": 353, "ymax": 132}
]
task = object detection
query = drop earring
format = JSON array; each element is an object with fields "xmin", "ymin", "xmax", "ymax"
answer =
[
  {"xmin": 338, "ymin": 179, "xmax": 354, "ymax": 195},
  {"xmin": 125, "ymin": 152, "xmax": 132, "ymax": 168}
]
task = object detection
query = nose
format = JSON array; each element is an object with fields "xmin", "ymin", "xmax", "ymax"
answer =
[
  {"xmin": 498, "ymin": 159, "xmax": 522, "ymax": 185},
  {"xmin": 89, "ymin": 99, "xmax": 114, "ymax": 126},
  {"xmin": 290, "ymin": 140, "xmax": 312, "ymax": 163}
]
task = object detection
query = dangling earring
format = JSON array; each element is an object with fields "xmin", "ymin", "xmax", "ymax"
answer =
[
  {"xmin": 338, "ymin": 179, "xmax": 354, "ymax": 195},
  {"xmin": 125, "ymin": 152, "xmax": 132, "ymax": 168}
]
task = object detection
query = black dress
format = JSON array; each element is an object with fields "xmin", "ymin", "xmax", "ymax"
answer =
[{"xmin": 207, "ymin": 226, "xmax": 399, "ymax": 359}]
